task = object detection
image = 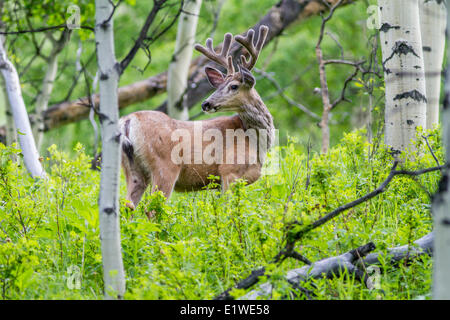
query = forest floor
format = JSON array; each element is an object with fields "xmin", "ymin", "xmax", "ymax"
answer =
[{"xmin": 0, "ymin": 128, "xmax": 441, "ymax": 299}]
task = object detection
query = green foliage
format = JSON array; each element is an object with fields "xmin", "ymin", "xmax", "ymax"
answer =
[
  {"xmin": 0, "ymin": 0, "xmax": 382, "ymax": 157},
  {"xmin": 0, "ymin": 126, "xmax": 442, "ymax": 299}
]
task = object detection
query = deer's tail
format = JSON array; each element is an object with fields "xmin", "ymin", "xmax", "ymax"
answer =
[{"xmin": 119, "ymin": 118, "xmax": 134, "ymax": 162}]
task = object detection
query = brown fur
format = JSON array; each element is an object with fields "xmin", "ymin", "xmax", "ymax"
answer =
[
  {"xmin": 120, "ymin": 26, "xmax": 273, "ymax": 212},
  {"xmin": 120, "ymin": 107, "xmax": 269, "ymax": 209}
]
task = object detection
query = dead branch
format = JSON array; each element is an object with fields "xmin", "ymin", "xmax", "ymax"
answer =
[
  {"xmin": 356, "ymin": 232, "xmax": 433, "ymax": 268},
  {"xmin": 120, "ymin": 0, "xmax": 184, "ymax": 74},
  {"xmin": 316, "ymin": 0, "xmax": 343, "ymax": 154},
  {"xmin": 242, "ymin": 233, "xmax": 433, "ymax": 300},
  {"xmin": 422, "ymin": 134, "xmax": 441, "ymax": 167},
  {"xmin": 242, "ymin": 242, "xmax": 375, "ymax": 300},
  {"xmin": 216, "ymin": 160, "xmax": 443, "ymax": 300},
  {"xmin": 287, "ymin": 161, "xmax": 444, "ymax": 243},
  {"xmin": 254, "ymin": 68, "xmax": 320, "ymax": 120},
  {"xmin": 215, "ymin": 267, "xmax": 266, "ymax": 300}
]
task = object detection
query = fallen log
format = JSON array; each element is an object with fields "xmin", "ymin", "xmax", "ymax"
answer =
[
  {"xmin": 236, "ymin": 232, "xmax": 434, "ymax": 300},
  {"xmin": 43, "ymin": 75, "xmax": 167, "ymax": 130},
  {"xmin": 356, "ymin": 232, "xmax": 433, "ymax": 268},
  {"xmin": 233, "ymin": 242, "xmax": 375, "ymax": 300}
]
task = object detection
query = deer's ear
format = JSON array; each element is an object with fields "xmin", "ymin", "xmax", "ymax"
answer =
[
  {"xmin": 239, "ymin": 66, "xmax": 255, "ymax": 88},
  {"xmin": 205, "ymin": 67, "xmax": 225, "ymax": 88}
]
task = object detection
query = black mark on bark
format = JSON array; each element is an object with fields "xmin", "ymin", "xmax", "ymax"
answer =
[
  {"xmin": 380, "ymin": 23, "xmax": 400, "ymax": 33},
  {"xmin": 104, "ymin": 207, "xmax": 115, "ymax": 215},
  {"xmin": 393, "ymin": 90, "xmax": 427, "ymax": 103},
  {"xmin": 425, "ymin": 0, "xmax": 445, "ymax": 5},
  {"xmin": 383, "ymin": 41, "xmax": 420, "ymax": 74}
]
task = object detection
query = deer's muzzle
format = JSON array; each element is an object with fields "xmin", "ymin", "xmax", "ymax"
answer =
[{"xmin": 202, "ymin": 101, "xmax": 217, "ymax": 113}]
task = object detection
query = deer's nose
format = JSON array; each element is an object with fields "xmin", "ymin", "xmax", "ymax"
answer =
[{"xmin": 202, "ymin": 101, "xmax": 211, "ymax": 111}]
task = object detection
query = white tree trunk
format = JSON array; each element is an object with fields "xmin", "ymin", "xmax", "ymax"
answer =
[
  {"xmin": 167, "ymin": 0, "xmax": 202, "ymax": 120},
  {"xmin": 419, "ymin": 0, "xmax": 446, "ymax": 130},
  {"xmin": 432, "ymin": 0, "xmax": 450, "ymax": 300},
  {"xmin": 0, "ymin": 77, "xmax": 16, "ymax": 147},
  {"xmin": 379, "ymin": 0, "xmax": 427, "ymax": 152},
  {"xmin": 32, "ymin": 32, "xmax": 68, "ymax": 149},
  {"xmin": 0, "ymin": 40, "xmax": 44, "ymax": 178},
  {"xmin": 0, "ymin": 12, "xmax": 16, "ymax": 147},
  {"xmin": 95, "ymin": 0, "xmax": 126, "ymax": 299}
]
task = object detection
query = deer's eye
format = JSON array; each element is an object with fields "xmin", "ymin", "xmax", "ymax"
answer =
[{"xmin": 230, "ymin": 84, "xmax": 239, "ymax": 90}]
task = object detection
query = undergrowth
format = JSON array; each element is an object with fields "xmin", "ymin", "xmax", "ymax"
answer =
[{"xmin": 0, "ymin": 127, "xmax": 442, "ymax": 300}]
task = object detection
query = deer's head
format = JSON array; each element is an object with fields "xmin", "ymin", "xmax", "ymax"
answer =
[{"xmin": 195, "ymin": 26, "xmax": 269, "ymax": 114}]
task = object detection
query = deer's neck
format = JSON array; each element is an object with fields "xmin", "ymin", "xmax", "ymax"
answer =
[{"xmin": 238, "ymin": 90, "xmax": 275, "ymax": 149}]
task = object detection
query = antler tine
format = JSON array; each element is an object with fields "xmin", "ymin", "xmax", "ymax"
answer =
[
  {"xmin": 194, "ymin": 32, "xmax": 235, "ymax": 75},
  {"xmin": 235, "ymin": 25, "xmax": 269, "ymax": 70}
]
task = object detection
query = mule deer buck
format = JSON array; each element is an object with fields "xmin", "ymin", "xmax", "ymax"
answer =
[{"xmin": 119, "ymin": 25, "xmax": 274, "ymax": 211}]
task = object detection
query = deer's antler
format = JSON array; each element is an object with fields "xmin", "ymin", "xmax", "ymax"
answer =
[
  {"xmin": 194, "ymin": 33, "xmax": 235, "ymax": 76},
  {"xmin": 235, "ymin": 25, "xmax": 269, "ymax": 71}
]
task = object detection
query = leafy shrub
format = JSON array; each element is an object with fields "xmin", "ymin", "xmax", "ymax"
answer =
[{"xmin": 0, "ymin": 127, "xmax": 442, "ymax": 299}]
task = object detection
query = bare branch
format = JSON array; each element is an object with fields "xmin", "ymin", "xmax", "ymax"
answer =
[
  {"xmin": 119, "ymin": 0, "xmax": 182, "ymax": 74},
  {"xmin": 330, "ymin": 66, "xmax": 359, "ymax": 109},
  {"xmin": 0, "ymin": 24, "xmax": 94, "ymax": 34},
  {"xmin": 288, "ymin": 161, "xmax": 444, "ymax": 243},
  {"xmin": 422, "ymin": 134, "xmax": 441, "ymax": 167},
  {"xmin": 254, "ymin": 68, "xmax": 320, "ymax": 120}
]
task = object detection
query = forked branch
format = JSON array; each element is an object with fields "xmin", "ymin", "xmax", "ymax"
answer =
[{"xmin": 216, "ymin": 159, "xmax": 444, "ymax": 300}]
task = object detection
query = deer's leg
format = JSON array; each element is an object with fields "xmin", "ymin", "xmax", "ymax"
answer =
[
  {"xmin": 220, "ymin": 163, "xmax": 241, "ymax": 193},
  {"xmin": 241, "ymin": 164, "xmax": 262, "ymax": 185},
  {"xmin": 122, "ymin": 156, "xmax": 148, "ymax": 210},
  {"xmin": 150, "ymin": 164, "xmax": 181, "ymax": 200},
  {"xmin": 126, "ymin": 175, "xmax": 147, "ymax": 210},
  {"xmin": 220, "ymin": 164, "xmax": 262, "ymax": 193},
  {"xmin": 220, "ymin": 172, "xmax": 240, "ymax": 193}
]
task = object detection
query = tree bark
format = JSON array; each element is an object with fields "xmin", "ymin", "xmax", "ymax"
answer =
[
  {"xmin": 356, "ymin": 232, "xmax": 433, "ymax": 268},
  {"xmin": 0, "ymin": 6, "xmax": 16, "ymax": 147},
  {"xmin": 379, "ymin": 0, "xmax": 427, "ymax": 152},
  {"xmin": 0, "ymin": 76, "xmax": 16, "ymax": 147},
  {"xmin": 432, "ymin": 0, "xmax": 450, "ymax": 299},
  {"xmin": 317, "ymin": 44, "xmax": 332, "ymax": 154},
  {"xmin": 95, "ymin": 0, "xmax": 126, "ymax": 300},
  {"xmin": 43, "ymin": 74, "xmax": 167, "ymax": 131},
  {"xmin": 0, "ymin": 54, "xmax": 17, "ymax": 147},
  {"xmin": 167, "ymin": 0, "xmax": 202, "ymax": 120},
  {"xmin": 0, "ymin": 40, "xmax": 44, "ymax": 178},
  {"xmin": 419, "ymin": 0, "xmax": 446, "ymax": 130},
  {"xmin": 25, "ymin": 0, "xmax": 356, "ymax": 134},
  {"xmin": 32, "ymin": 31, "xmax": 69, "ymax": 149}
]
